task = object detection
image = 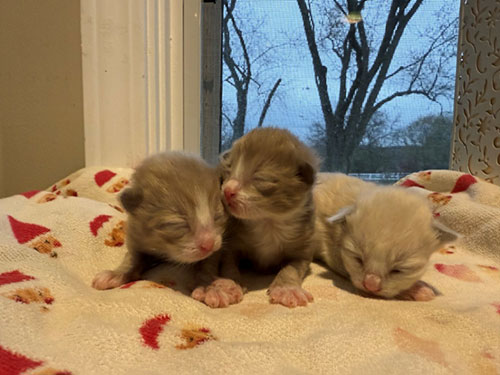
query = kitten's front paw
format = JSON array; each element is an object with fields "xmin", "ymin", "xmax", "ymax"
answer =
[
  {"xmin": 191, "ymin": 286, "xmax": 207, "ymax": 301},
  {"xmin": 268, "ymin": 285, "xmax": 313, "ymax": 308},
  {"xmin": 191, "ymin": 279, "xmax": 244, "ymax": 308},
  {"xmin": 397, "ymin": 280, "xmax": 437, "ymax": 301},
  {"xmin": 92, "ymin": 270, "xmax": 127, "ymax": 290}
]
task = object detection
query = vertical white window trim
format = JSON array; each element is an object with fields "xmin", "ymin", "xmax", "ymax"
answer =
[
  {"xmin": 166, "ymin": 0, "xmax": 185, "ymax": 152},
  {"xmin": 183, "ymin": 1, "xmax": 202, "ymax": 154},
  {"xmin": 81, "ymin": 0, "xmax": 201, "ymax": 167}
]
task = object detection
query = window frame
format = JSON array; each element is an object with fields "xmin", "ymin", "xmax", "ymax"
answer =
[
  {"xmin": 81, "ymin": 0, "xmax": 500, "ymax": 184},
  {"xmin": 80, "ymin": 0, "xmax": 203, "ymax": 167},
  {"xmin": 201, "ymin": 0, "xmax": 223, "ymax": 165}
]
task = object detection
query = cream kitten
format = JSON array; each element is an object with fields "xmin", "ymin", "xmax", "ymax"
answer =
[
  {"xmin": 92, "ymin": 152, "xmax": 227, "ymax": 290},
  {"xmin": 314, "ymin": 173, "xmax": 459, "ymax": 301},
  {"xmin": 192, "ymin": 127, "xmax": 319, "ymax": 308}
]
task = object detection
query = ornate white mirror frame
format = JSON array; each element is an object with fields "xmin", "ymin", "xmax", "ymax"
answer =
[{"xmin": 451, "ymin": 0, "xmax": 500, "ymax": 184}]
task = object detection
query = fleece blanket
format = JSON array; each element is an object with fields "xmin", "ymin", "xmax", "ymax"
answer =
[{"xmin": 0, "ymin": 167, "xmax": 499, "ymax": 375}]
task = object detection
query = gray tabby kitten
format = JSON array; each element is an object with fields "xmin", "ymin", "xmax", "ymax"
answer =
[
  {"xmin": 92, "ymin": 152, "xmax": 227, "ymax": 290},
  {"xmin": 192, "ymin": 127, "xmax": 319, "ymax": 308},
  {"xmin": 314, "ymin": 173, "xmax": 459, "ymax": 301}
]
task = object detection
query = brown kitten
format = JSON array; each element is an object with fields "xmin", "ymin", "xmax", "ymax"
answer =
[
  {"xmin": 92, "ymin": 152, "xmax": 227, "ymax": 290},
  {"xmin": 314, "ymin": 173, "xmax": 459, "ymax": 301},
  {"xmin": 192, "ymin": 127, "xmax": 319, "ymax": 308}
]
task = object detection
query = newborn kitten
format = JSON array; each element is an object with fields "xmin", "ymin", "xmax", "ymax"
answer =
[
  {"xmin": 92, "ymin": 152, "xmax": 227, "ymax": 290},
  {"xmin": 192, "ymin": 127, "xmax": 319, "ymax": 308},
  {"xmin": 314, "ymin": 173, "xmax": 459, "ymax": 301}
]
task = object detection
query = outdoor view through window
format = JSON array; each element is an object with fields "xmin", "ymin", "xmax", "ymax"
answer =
[{"xmin": 221, "ymin": 0, "xmax": 459, "ymax": 183}]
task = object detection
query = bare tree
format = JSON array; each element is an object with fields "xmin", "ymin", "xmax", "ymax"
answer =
[
  {"xmin": 296, "ymin": 0, "xmax": 457, "ymax": 172},
  {"xmin": 222, "ymin": 0, "xmax": 282, "ymax": 144}
]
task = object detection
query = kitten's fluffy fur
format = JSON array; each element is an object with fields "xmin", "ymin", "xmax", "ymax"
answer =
[
  {"xmin": 314, "ymin": 173, "xmax": 458, "ymax": 300},
  {"xmin": 92, "ymin": 152, "xmax": 227, "ymax": 290},
  {"xmin": 192, "ymin": 127, "xmax": 319, "ymax": 308}
]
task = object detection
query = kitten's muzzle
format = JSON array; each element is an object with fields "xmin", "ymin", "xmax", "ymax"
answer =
[{"xmin": 363, "ymin": 273, "xmax": 382, "ymax": 293}]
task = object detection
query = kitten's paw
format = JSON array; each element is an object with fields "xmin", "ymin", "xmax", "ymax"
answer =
[
  {"xmin": 412, "ymin": 285, "xmax": 436, "ymax": 301},
  {"xmin": 210, "ymin": 279, "xmax": 244, "ymax": 303},
  {"xmin": 204, "ymin": 287, "xmax": 231, "ymax": 308},
  {"xmin": 92, "ymin": 270, "xmax": 127, "ymax": 290},
  {"xmin": 191, "ymin": 286, "xmax": 207, "ymax": 301},
  {"xmin": 191, "ymin": 279, "xmax": 244, "ymax": 308},
  {"xmin": 398, "ymin": 280, "xmax": 437, "ymax": 301},
  {"xmin": 268, "ymin": 285, "xmax": 313, "ymax": 308}
]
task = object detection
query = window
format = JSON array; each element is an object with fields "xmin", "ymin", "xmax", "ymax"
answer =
[
  {"xmin": 216, "ymin": 0, "xmax": 460, "ymax": 183},
  {"xmin": 81, "ymin": 1, "xmax": 498, "ymax": 184}
]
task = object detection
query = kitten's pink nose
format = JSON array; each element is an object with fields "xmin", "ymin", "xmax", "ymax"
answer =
[
  {"xmin": 363, "ymin": 273, "xmax": 382, "ymax": 293},
  {"xmin": 223, "ymin": 179, "xmax": 240, "ymax": 204},
  {"xmin": 196, "ymin": 232, "xmax": 215, "ymax": 254},
  {"xmin": 199, "ymin": 239, "xmax": 214, "ymax": 254}
]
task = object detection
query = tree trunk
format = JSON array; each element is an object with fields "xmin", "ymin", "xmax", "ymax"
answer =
[
  {"xmin": 325, "ymin": 133, "xmax": 351, "ymax": 173},
  {"xmin": 231, "ymin": 88, "xmax": 248, "ymax": 142}
]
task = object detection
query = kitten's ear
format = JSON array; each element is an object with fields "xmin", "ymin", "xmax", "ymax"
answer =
[
  {"xmin": 433, "ymin": 220, "xmax": 461, "ymax": 245},
  {"xmin": 219, "ymin": 150, "xmax": 231, "ymax": 164},
  {"xmin": 297, "ymin": 163, "xmax": 316, "ymax": 186},
  {"xmin": 217, "ymin": 150, "xmax": 231, "ymax": 183},
  {"xmin": 327, "ymin": 206, "xmax": 355, "ymax": 224},
  {"xmin": 120, "ymin": 187, "xmax": 143, "ymax": 213}
]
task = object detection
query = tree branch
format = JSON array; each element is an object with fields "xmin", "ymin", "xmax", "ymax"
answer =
[
  {"xmin": 386, "ymin": 32, "xmax": 453, "ymax": 82},
  {"xmin": 365, "ymin": 0, "xmax": 400, "ymax": 81},
  {"xmin": 372, "ymin": 88, "xmax": 438, "ymax": 114},
  {"xmin": 363, "ymin": 0, "xmax": 423, "ymax": 117},
  {"xmin": 357, "ymin": 19, "xmax": 369, "ymax": 65},
  {"xmin": 338, "ymin": 30, "xmax": 353, "ymax": 105},
  {"xmin": 257, "ymin": 79, "xmax": 282, "ymax": 127},
  {"xmin": 222, "ymin": 112, "xmax": 234, "ymax": 129},
  {"xmin": 385, "ymin": 60, "xmax": 421, "ymax": 80},
  {"xmin": 350, "ymin": 0, "xmax": 423, "ymax": 150},
  {"xmin": 222, "ymin": 1, "xmax": 242, "ymax": 89},
  {"xmin": 407, "ymin": 19, "xmax": 457, "ymax": 88},
  {"xmin": 337, "ymin": 1, "xmax": 370, "ymax": 121},
  {"xmin": 225, "ymin": 0, "xmax": 251, "ymax": 87},
  {"xmin": 223, "ymin": 0, "xmax": 251, "ymax": 140},
  {"xmin": 296, "ymin": 0, "xmax": 336, "ymax": 126},
  {"xmin": 333, "ymin": 0, "xmax": 348, "ymax": 17}
]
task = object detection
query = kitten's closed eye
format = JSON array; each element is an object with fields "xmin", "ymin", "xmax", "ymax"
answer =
[
  {"xmin": 253, "ymin": 175, "xmax": 279, "ymax": 196},
  {"xmin": 154, "ymin": 219, "xmax": 189, "ymax": 234},
  {"xmin": 354, "ymin": 256, "xmax": 363, "ymax": 266},
  {"xmin": 390, "ymin": 269, "xmax": 402, "ymax": 274}
]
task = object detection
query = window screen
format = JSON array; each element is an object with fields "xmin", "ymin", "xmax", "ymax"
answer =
[{"xmin": 220, "ymin": 0, "xmax": 459, "ymax": 182}]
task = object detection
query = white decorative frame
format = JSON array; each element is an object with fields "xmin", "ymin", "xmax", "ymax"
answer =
[
  {"xmin": 81, "ymin": 0, "xmax": 201, "ymax": 167},
  {"xmin": 451, "ymin": 0, "xmax": 500, "ymax": 184}
]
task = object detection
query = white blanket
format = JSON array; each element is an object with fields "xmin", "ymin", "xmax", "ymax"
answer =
[{"xmin": 0, "ymin": 167, "xmax": 499, "ymax": 374}]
